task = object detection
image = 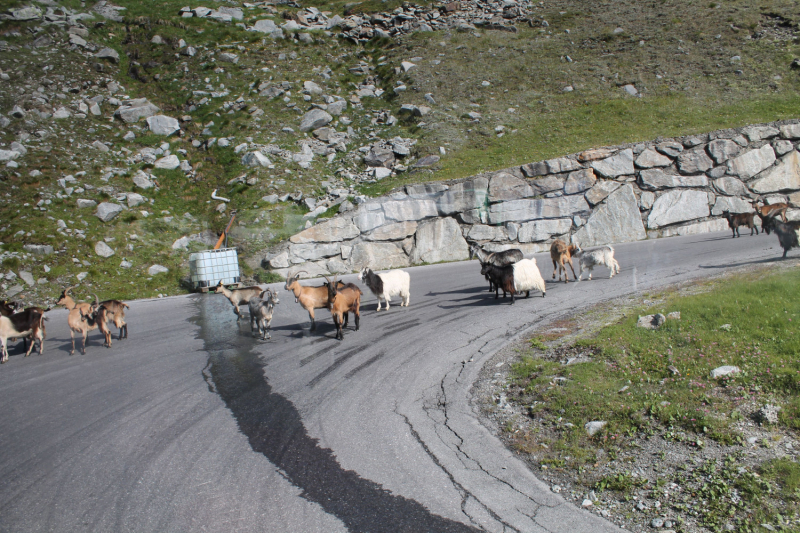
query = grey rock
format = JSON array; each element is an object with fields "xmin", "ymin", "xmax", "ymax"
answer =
[
  {"xmin": 115, "ymin": 98, "xmax": 159, "ymax": 123},
  {"xmin": 95, "ymin": 47, "xmax": 120, "ymax": 63},
  {"xmin": 364, "ymin": 146, "xmax": 395, "ymax": 168},
  {"xmin": 148, "ymin": 264, "xmax": 169, "ymax": 276},
  {"xmin": 655, "ymin": 141, "xmax": 683, "ymax": 158},
  {"xmin": 10, "ymin": 6, "xmax": 42, "ymax": 20},
  {"xmin": 289, "ymin": 217, "xmax": 360, "ymax": 243},
  {"xmin": 517, "ymin": 218, "xmax": 573, "ymax": 243},
  {"xmin": 573, "ymin": 185, "xmax": 646, "ymax": 247},
  {"xmin": 365, "ymin": 221, "xmax": 418, "ymax": 241},
  {"xmin": 18, "ymin": 271, "xmax": 34, "ymax": 286},
  {"xmin": 710, "ymin": 365, "xmax": 740, "ymax": 379},
  {"xmin": 10, "ymin": 105, "xmax": 26, "ymax": 119},
  {"xmin": 488, "ymin": 196, "xmax": 590, "ymax": 224},
  {"xmin": 708, "ymin": 165, "xmax": 728, "ymax": 179},
  {"xmin": 289, "ymin": 243, "xmax": 341, "ymax": 261},
  {"xmin": 437, "ymin": 178, "xmax": 488, "ymax": 215},
  {"xmin": 742, "ymin": 125, "xmax": 779, "ymax": 142},
  {"xmin": 92, "ymin": 140, "xmax": 110, "ymax": 152},
  {"xmin": 530, "ymin": 175, "xmax": 566, "ymax": 195},
  {"xmin": 354, "ymin": 209, "xmax": 386, "ymax": 232},
  {"xmin": 584, "ymin": 421, "xmax": 606, "ymax": 436},
  {"xmin": 146, "ymin": 115, "xmax": 180, "ymax": 136},
  {"xmin": 727, "ymin": 145, "xmax": 776, "ymax": 179},
  {"xmin": 412, "ymin": 217, "xmax": 470, "ymax": 264},
  {"xmin": 677, "ymin": 147, "xmax": 714, "ymax": 174},
  {"xmin": 95, "ymin": 241, "xmax": 115, "ymax": 258},
  {"xmin": 639, "ymin": 191, "xmax": 655, "ymax": 210},
  {"xmin": 10, "ymin": 142, "xmax": 26, "ymax": 156},
  {"xmin": 95, "ymin": 202, "xmax": 124, "ymax": 222},
  {"xmin": 584, "ymin": 180, "xmax": 622, "ymax": 206},
  {"xmin": 252, "ymin": 19, "xmax": 278, "ymax": 33},
  {"xmin": 707, "ymin": 139, "xmax": 741, "ymax": 165},
  {"xmin": 639, "ymin": 169, "xmax": 709, "ymax": 189},
  {"xmin": 773, "ymin": 140, "xmax": 794, "ymax": 156},
  {"xmin": 750, "ymin": 150, "xmax": 800, "ymax": 193},
  {"xmin": 350, "ymin": 242, "xmax": 409, "ymax": 270},
  {"xmin": 520, "ymin": 161, "xmax": 548, "ymax": 177},
  {"xmin": 132, "ymin": 170, "xmax": 154, "ymax": 189},
  {"xmin": 261, "ymin": 194, "xmax": 279, "ymax": 204},
  {"xmin": 779, "ymin": 123, "xmax": 800, "ymax": 139},
  {"xmin": 303, "ymin": 80, "xmax": 323, "ymax": 94},
  {"xmin": 467, "ymin": 224, "xmax": 506, "ymax": 242},
  {"xmin": 53, "ymin": 107, "xmax": 71, "ymax": 119},
  {"xmin": 383, "ymin": 199, "xmax": 438, "ymax": 221},
  {"xmin": 327, "ymin": 100, "xmax": 347, "ymax": 116},
  {"xmin": 488, "ymin": 172, "xmax": 533, "ymax": 202},
  {"xmin": 268, "ymin": 252, "xmax": 290, "ymax": 269},
  {"xmin": 406, "ymin": 183, "xmax": 448, "ymax": 199},
  {"xmin": 242, "ymin": 151, "xmax": 272, "ymax": 167},
  {"xmin": 123, "ymin": 131, "xmax": 135, "ymax": 141},
  {"xmin": 590, "ymin": 149, "xmax": 634, "ymax": 178},
  {"xmin": 622, "ymin": 84, "xmax": 638, "ymax": 96},
  {"xmin": 0, "ymin": 150, "xmax": 19, "ymax": 162},
  {"xmin": 154, "ymin": 154, "xmax": 180, "ymax": 169},
  {"xmin": 505, "ymin": 222, "xmax": 520, "ymax": 241},
  {"xmin": 711, "ymin": 196, "xmax": 753, "ymax": 216},
  {"xmin": 564, "ymin": 168, "xmax": 596, "ymax": 194},
  {"xmin": 23, "ymin": 244, "xmax": 53, "ymax": 255},
  {"xmin": 754, "ymin": 404, "xmax": 781, "ymax": 425},
  {"xmin": 76, "ymin": 198, "xmax": 97, "ymax": 208},
  {"xmin": 713, "ymin": 177, "xmax": 748, "ymax": 196},
  {"xmin": 300, "ymin": 109, "xmax": 333, "ymax": 132},
  {"xmin": 90, "ymin": 103, "xmax": 102, "ymax": 116},
  {"xmin": 546, "ymin": 157, "xmax": 582, "ymax": 174},
  {"xmin": 647, "ymin": 190, "xmax": 710, "ymax": 229},
  {"xmin": 637, "ymin": 313, "xmax": 666, "ymax": 330},
  {"xmin": 634, "ymin": 148, "xmax": 672, "ymax": 168},
  {"xmin": 413, "ymin": 155, "xmax": 440, "ymax": 168}
]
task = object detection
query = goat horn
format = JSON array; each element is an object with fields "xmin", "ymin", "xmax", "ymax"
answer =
[
  {"xmin": 293, "ymin": 270, "xmax": 308, "ymax": 280},
  {"xmin": 92, "ymin": 294, "xmax": 100, "ymax": 307}
]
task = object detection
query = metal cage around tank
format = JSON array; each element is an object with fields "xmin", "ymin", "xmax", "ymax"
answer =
[{"xmin": 188, "ymin": 247, "xmax": 241, "ymax": 291}]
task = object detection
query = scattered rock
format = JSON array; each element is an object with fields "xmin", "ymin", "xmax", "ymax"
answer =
[
  {"xmin": 146, "ymin": 115, "xmax": 180, "ymax": 136},
  {"xmin": 584, "ymin": 421, "xmax": 607, "ymax": 436},
  {"xmin": 95, "ymin": 202, "xmax": 124, "ymax": 222},
  {"xmin": 710, "ymin": 365, "xmax": 740, "ymax": 378},
  {"xmin": 148, "ymin": 264, "xmax": 169, "ymax": 275},
  {"xmin": 95, "ymin": 241, "xmax": 115, "ymax": 257},
  {"xmin": 95, "ymin": 47, "xmax": 120, "ymax": 63},
  {"xmin": 637, "ymin": 313, "xmax": 666, "ymax": 330}
]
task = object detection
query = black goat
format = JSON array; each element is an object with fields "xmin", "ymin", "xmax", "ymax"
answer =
[
  {"xmin": 470, "ymin": 243, "xmax": 523, "ymax": 292},
  {"xmin": 771, "ymin": 218, "xmax": 800, "ymax": 258},
  {"xmin": 479, "ymin": 259, "xmax": 546, "ymax": 305},
  {"xmin": 721, "ymin": 210, "xmax": 758, "ymax": 238}
]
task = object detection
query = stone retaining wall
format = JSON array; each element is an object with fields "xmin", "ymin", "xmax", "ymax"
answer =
[{"xmin": 265, "ymin": 119, "xmax": 800, "ymax": 277}]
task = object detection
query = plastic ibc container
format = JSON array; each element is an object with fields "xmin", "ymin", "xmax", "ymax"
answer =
[{"xmin": 188, "ymin": 247, "xmax": 241, "ymax": 291}]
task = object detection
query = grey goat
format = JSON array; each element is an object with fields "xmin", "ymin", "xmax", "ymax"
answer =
[{"xmin": 248, "ymin": 289, "xmax": 280, "ymax": 340}]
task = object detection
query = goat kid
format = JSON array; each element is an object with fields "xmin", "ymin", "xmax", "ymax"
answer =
[
  {"xmin": 721, "ymin": 210, "xmax": 758, "ymax": 238},
  {"xmin": 0, "ymin": 308, "xmax": 46, "ymax": 363},
  {"xmin": 357, "ymin": 267, "xmax": 410, "ymax": 311},
  {"xmin": 550, "ymin": 239, "xmax": 579, "ymax": 283},
  {"xmin": 248, "ymin": 289, "xmax": 280, "ymax": 340},
  {"xmin": 480, "ymin": 258, "xmax": 546, "ymax": 304},
  {"xmin": 284, "ymin": 271, "xmax": 344, "ymax": 331},
  {"xmin": 324, "ymin": 276, "xmax": 362, "ymax": 340},
  {"xmin": 574, "ymin": 245, "xmax": 620, "ymax": 281},
  {"xmin": 214, "ymin": 281, "xmax": 265, "ymax": 321}
]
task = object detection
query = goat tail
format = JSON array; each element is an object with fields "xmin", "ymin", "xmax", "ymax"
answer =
[{"xmin": 122, "ymin": 303, "xmax": 130, "ymax": 309}]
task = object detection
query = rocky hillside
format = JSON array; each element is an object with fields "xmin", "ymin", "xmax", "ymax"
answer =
[{"xmin": 1, "ymin": 0, "xmax": 799, "ymax": 304}]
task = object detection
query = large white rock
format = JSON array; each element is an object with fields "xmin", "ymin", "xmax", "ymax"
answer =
[
  {"xmin": 115, "ymin": 98, "xmax": 159, "ymax": 123},
  {"xmin": 647, "ymin": 190, "xmax": 710, "ymax": 229},
  {"xmin": 0, "ymin": 150, "xmax": 20, "ymax": 162},
  {"xmin": 590, "ymin": 149, "xmax": 634, "ymax": 178},
  {"xmin": 383, "ymin": 199, "xmax": 438, "ymax": 221},
  {"xmin": 573, "ymin": 185, "xmax": 646, "ymax": 246},
  {"xmin": 710, "ymin": 365, "xmax": 740, "ymax": 379},
  {"xmin": 95, "ymin": 202, "xmax": 124, "ymax": 222},
  {"xmin": 289, "ymin": 217, "xmax": 360, "ymax": 243},
  {"xmin": 252, "ymin": 19, "xmax": 278, "ymax": 33},
  {"xmin": 780, "ymin": 123, "xmax": 800, "ymax": 140},
  {"xmin": 154, "ymin": 154, "xmax": 180, "ymax": 169},
  {"xmin": 749, "ymin": 150, "xmax": 800, "ymax": 193},
  {"xmin": 76, "ymin": 198, "xmax": 97, "ymax": 208},
  {"xmin": 488, "ymin": 195, "xmax": 590, "ymax": 224},
  {"xmin": 146, "ymin": 115, "xmax": 180, "ymax": 136},
  {"xmin": 242, "ymin": 151, "xmax": 272, "ymax": 167},
  {"xmin": 412, "ymin": 217, "xmax": 469, "ymax": 264},
  {"xmin": 713, "ymin": 177, "xmax": 748, "ymax": 196},
  {"xmin": 95, "ymin": 241, "xmax": 115, "ymax": 258},
  {"xmin": 517, "ymin": 218, "xmax": 573, "ymax": 243},
  {"xmin": 727, "ymin": 144, "xmax": 776, "ymax": 179}
]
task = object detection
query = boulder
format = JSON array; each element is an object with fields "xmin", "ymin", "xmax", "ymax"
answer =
[
  {"xmin": 242, "ymin": 151, "xmax": 272, "ymax": 167},
  {"xmin": 10, "ymin": 6, "xmax": 42, "ymax": 20},
  {"xmin": 647, "ymin": 190, "xmax": 710, "ymax": 229},
  {"xmin": 584, "ymin": 180, "xmax": 621, "ymax": 206},
  {"xmin": 639, "ymin": 169, "xmax": 709, "ymax": 189},
  {"xmin": 350, "ymin": 242, "xmax": 410, "ymax": 270},
  {"xmin": 634, "ymin": 149, "xmax": 672, "ymax": 168},
  {"xmin": 252, "ymin": 19, "xmax": 278, "ymax": 33},
  {"xmin": 0, "ymin": 150, "xmax": 20, "ymax": 162},
  {"xmin": 95, "ymin": 241, "xmax": 115, "ymax": 258},
  {"xmin": 300, "ymin": 109, "xmax": 333, "ymax": 132},
  {"xmin": 268, "ymin": 252, "xmax": 290, "ymax": 269},
  {"xmin": 707, "ymin": 139, "xmax": 741, "ymax": 165},
  {"xmin": 517, "ymin": 218, "xmax": 573, "ymax": 243},
  {"xmin": 412, "ymin": 218, "xmax": 470, "ymax": 264},
  {"xmin": 365, "ymin": 221, "xmax": 418, "ymax": 241},
  {"xmin": 327, "ymin": 100, "xmax": 347, "ymax": 116},
  {"xmin": 727, "ymin": 145, "xmax": 776, "ymax": 179},
  {"xmin": 132, "ymin": 170, "xmax": 154, "ymax": 189},
  {"xmin": 742, "ymin": 125, "xmax": 779, "ymax": 142},
  {"xmin": 488, "ymin": 196, "xmax": 590, "ymax": 224},
  {"xmin": 573, "ymin": 185, "xmax": 646, "ymax": 247},
  {"xmin": 590, "ymin": 149, "xmax": 634, "ymax": 178},
  {"xmin": 637, "ymin": 313, "xmax": 666, "ymax": 330},
  {"xmin": 436, "ymin": 177, "xmax": 488, "ymax": 215},
  {"xmin": 154, "ymin": 154, "xmax": 180, "ymax": 169},
  {"xmin": 364, "ymin": 146, "xmax": 395, "ymax": 167},
  {"xmin": 95, "ymin": 47, "xmax": 120, "ymax": 63},
  {"xmin": 713, "ymin": 177, "xmax": 748, "ymax": 196},
  {"xmin": 146, "ymin": 115, "xmax": 180, "ymax": 136},
  {"xmin": 749, "ymin": 150, "xmax": 800, "ymax": 193},
  {"xmin": 115, "ymin": 98, "xmax": 159, "ymax": 123},
  {"xmin": 289, "ymin": 217, "xmax": 360, "ymax": 243},
  {"xmin": 563, "ymin": 168, "xmax": 596, "ymax": 194},
  {"xmin": 710, "ymin": 365, "xmax": 740, "ymax": 379},
  {"xmin": 76, "ymin": 199, "xmax": 97, "ymax": 208},
  {"xmin": 488, "ymin": 172, "xmax": 533, "ymax": 202},
  {"xmin": 467, "ymin": 224, "xmax": 507, "ymax": 242},
  {"xmin": 383, "ymin": 199, "xmax": 438, "ymax": 221},
  {"xmin": 18, "ymin": 271, "xmax": 34, "ymax": 286},
  {"xmin": 711, "ymin": 196, "xmax": 753, "ymax": 216},
  {"xmin": 676, "ymin": 148, "xmax": 713, "ymax": 174},
  {"xmin": 148, "ymin": 265, "xmax": 169, "ymax": 276},
  {"xmin": 95, "ymin": 202, "xmax": 124, "ymax": 222},
  {"xmin": 303, "ymin": 81, "xmax": 323, "ymax": 95}
]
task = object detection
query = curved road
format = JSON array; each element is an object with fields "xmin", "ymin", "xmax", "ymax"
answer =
[{"xmin": 0, "ymin": 231, "xmax": 785, "ymax": 532}]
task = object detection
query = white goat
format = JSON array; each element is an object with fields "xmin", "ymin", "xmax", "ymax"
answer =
[
  {"xmin": 574, "ymin": 245, "xmax": 620, "ymax": 281},
  {"xmin": 357, "ymin": 267, "xmax": 411, "ymax": 311},
  {"xmin": 512, "ymin": 258, "xmax": 547, "ymax": 297}
]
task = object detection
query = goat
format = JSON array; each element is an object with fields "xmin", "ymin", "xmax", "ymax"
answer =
[
  {"xmin": 324, "ymin": 276, "xmax": 362, "ymax": 340},
  {"xmin": 214, "ymin": 280, "xmax": 265, "ymax": 321},
  {"xmin": 770, "ymin": 216, "xmax": 800, "ymax": 258},
  {"xmin": 84, "ymin": 304, "xmax": 115, "ymax": 349},
  {"xmin": 66, "ymin": 294, "xmax": 100, "ymax": 355},
  {"xmin": 0, "ymin": 308, "xmax": 46, "ymax": 362},
  {"xmin": 357, "ymin": 267, "xmax": 410, "ymax": 311},
  {"xmin": 480, "ymin": 258, "xmax": 546, "ymax": 304},
  {"xmin": 754, "ymin": 202, "xmax": 789, "ymax": 236},
  {"xmin": 56, "ymin": 286, "xmax": 93, "ymax": 315},
  {"xmin": 0, "ymin": 300, "xmax": 22, "ymax": 317},
  {"xmin": 284, "ymin": 271, "xmax": 345, "ymax": 331},
  {"xmin": 470, "ymin": 243, "xmax": 523, "ymax": 291},
  {"xmin": 96, "ymin": 299, "xmax": 129, "ymax": 340},
  {"xmin": 550, "ymin": 239, "xmax": 579, "ymax": 283},
  {"xmin": 574, "ymin": 245, "xmax": 620, "ymax": 281},
  {"xmin": 17, "ymin": 306, "xmax": 49, "ymax": 355},
  {"xmin": 721, "ymin": 210, "xmax": 758, "ymax": 238},
  {"xmin": 248, "ymin": 289, "xmax": 280, "ymax": 340}
]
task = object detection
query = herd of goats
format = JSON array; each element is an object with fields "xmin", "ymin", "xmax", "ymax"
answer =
[{"xmin": 0, "ymin": 202, "xmax": 797, "ymax": 360}]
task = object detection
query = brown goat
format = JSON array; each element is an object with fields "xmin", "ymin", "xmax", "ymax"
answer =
[
  {"xmin": 324, "ymin": 276, "xmax": 362, "ymax": 341},
  {"xmin": 721, "ymin": 210, "xmax": 758, "ymax": 238},
  {"xmin": 284, "ymin": 271, "xmax": 345, "ymax": 331},
  {"xmin": 214, "ymin": 280, "xmax": 265, "ymax": 321},
  {"xmin": 56, "ymin": 286, "xmax": 93, "ymax": 315},
  {"xmin": 550, "ymin": 239, "xmax": 579, "ymax": 283},
  {"xmin": 97, "ymin": 299, "xmax": 129, "ymax": 339},
  {"xmin": 754, "ymin": 202, "xmax": 789, "ymax": 235}
]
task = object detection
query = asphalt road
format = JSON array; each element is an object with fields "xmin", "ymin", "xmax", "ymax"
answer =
[{"xmin": 0, "ymin": 231, "xmax": 787, "ymax": 533}]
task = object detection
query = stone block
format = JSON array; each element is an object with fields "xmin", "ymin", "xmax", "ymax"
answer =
[
  {"xmin": 488, "ymin": 196, "xmax": 590, "ymax": 224},
  {"xmin": 517, "ymin": 218, "xmax": 573, "ymax": 243},
  {"xmin": 590, "ymin": 149, "xmax": 634, "ymax": 178},
  {"xmin": 749, "ymin": 150, "xmax": 800, "ymax": 193},
  {"xmin": 727, "ymin": 145, "xmax": 776, "ymax": 179},
  {"xmin": 573, "ymin": 185, "xmax": 646, "ymax": 246},
  {"xmin": 647, "ymin": 190, "xmax": 710, "ymax": 229},
  {"xmin": 289, "ymin": 217, "xmax": 360, "ymax": 243},
  {"xmin": 412, "ymin": 217, "xmax": 469, "ymax": 263}
]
